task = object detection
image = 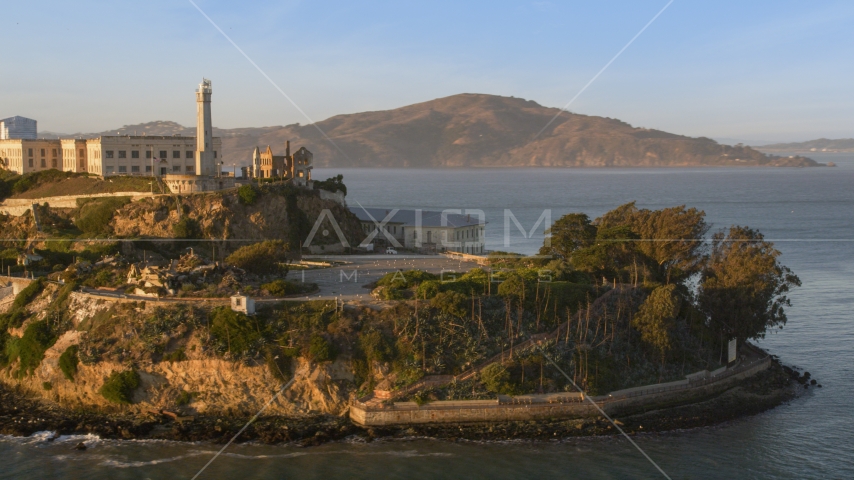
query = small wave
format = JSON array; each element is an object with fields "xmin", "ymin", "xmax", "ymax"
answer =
[
  {"xmin": 100, "ymin": 452, "xmax": 208, "ymax": 468},
  {"xmin": 97, "ymin": 448, "xmax": 452, "ymax": 469}
]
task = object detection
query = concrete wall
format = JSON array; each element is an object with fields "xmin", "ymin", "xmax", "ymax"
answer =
[
  {"xmin": 0, "ymin": 275, "xmax": 34, "ymax": 295},
  {"xmin": 350, "ymin": 357, "xmax": 772, "ymax": 426},
  {"xmin": 0, "ymin": 191, "xmax": 157, "ymax": 216}
]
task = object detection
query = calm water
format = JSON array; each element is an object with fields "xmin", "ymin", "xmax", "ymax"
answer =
[{"xmin": 4, "ymin": 155, "xmax": 853, "ymax": 479}]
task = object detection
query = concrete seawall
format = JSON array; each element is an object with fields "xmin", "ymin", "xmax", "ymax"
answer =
[{"xmin": 350, "ymin": 356, "xmax": 772, "ymax": 426}]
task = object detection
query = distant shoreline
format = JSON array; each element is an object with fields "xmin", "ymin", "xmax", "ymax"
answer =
[{"xmin": 314, "ymin": 163, "xmax": 831, "ymax": 169}]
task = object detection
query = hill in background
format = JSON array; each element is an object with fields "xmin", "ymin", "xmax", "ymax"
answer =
[
  {"xmin": 44, "ymin": 94, "xmax": 824, "ymax": 168},
  {"xmin": 755, "ymin": 138, "xmax": 854, "ymax": 153}
]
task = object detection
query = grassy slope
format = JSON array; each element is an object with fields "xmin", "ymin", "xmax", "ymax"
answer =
[{"xmin": 10, "ymin": 175, "xmax": 154, "ymax": 199}]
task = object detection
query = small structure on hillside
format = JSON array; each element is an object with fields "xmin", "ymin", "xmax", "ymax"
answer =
[
  {"xmin": 230, "ymin": 293, "xmax": 255, "ymax": 315},
  {"xmin": 127, "ymin": 263, "xmax": 174, "ymax": 297},
  {"xmin": 17, "ymin": 252, "xmax": 42, "ymax": 266}
]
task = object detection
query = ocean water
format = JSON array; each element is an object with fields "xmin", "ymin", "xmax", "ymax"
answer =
[{"xmin": 3, "ymin": 155, "xmax": 853, "ymax": 479}]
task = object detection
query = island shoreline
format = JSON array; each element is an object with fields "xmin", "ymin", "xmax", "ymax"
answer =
[{"xmin": 0, "ymin": 360, "xmax": 807, "ymax": 448}]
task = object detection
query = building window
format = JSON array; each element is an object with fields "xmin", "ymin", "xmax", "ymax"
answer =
[
  {"xmin": 186, "ymin": 166, "xmax": 195, "ymax": 173},
  {"xmin": 79, "ymin": 149, "xmax": 85, "ymax": 157},
  {"xmin": 131, "ymin": 150, "xmax": 140, "ymax": 159},
  {"xmin": 28, "ymin": 148, "xmax": 33, "ymax": 156},
  {"xmin": 214, "ymin": 151, "xmax": 217, "ymax": 158},
  {"xmin": 41, "ymin": 149, "xmax": 46, "ymax": 156},
  {"xmin": 131, "ymin": 166, "xmax": 140, "ymax": 173},
  {"xmin": 145, "ymin": 165, "xmax": 152, "ymax": 172},
  {"xmin": 105, "ymin": 150, "xmax": 114, "ymax": 159},
  {"xmin": 173, "ymin": 151, "xmax": 180, "ymax": 158},
  {"xmin": 52, "ymin": 149, "xmax": 57, "ymax": 156},
  {"xmin": 51, "ymin": 159, "xmax": 57, "ymax": 168},
  {"xmin": 159, "ymin": 150, "xmax": 167, "ymax": 159},
  {"xmin": 186, "ymin": 151, "xmax": 193, "ymax": 158},
  {"xmin": 118, "ymin": 166, "xmax": 127, "ymax": 173},
  {"xmin": 41, "ymin": 159, "xmax": 46, "ymax": 167},
  {"xmin": 173, "ymin": 165, "xmax": 181, "ymax": 172},
  {"xmin": 146, "ymin": 150, "xmax": 152, "ymax": 159},
  {"xmin": 118, "ymin": 151, "xmax": 127, "ymax": 159},
  {"xmin": 106, "ymin": 166, "xmax": 114, "ymax": 174},
  {"xmin": 28, "ymin": 159, "xmax": 33, "ymax": 167}
]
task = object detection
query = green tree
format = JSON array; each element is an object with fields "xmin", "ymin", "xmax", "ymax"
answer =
[
  {"xmin": 209, "ymin": 307, "xmax": 261, "ymax": 356},
  {"xmin": 631, "ymin": 206, "xmax": 709, "ymax": 284},
  {"xmin": 314, "ymin": 174, "xmax": 347, "ymax": 195},
  {"xmin": 698, "ymin": 226, "xmax": 801, "ymax": 342},
  {"xmin": 632, "ymin": 284, "xmax": 681, "ymax": 364},
  {"xmin": 430, "ymin": 291, "xmax": 469, "ymax": 318},
  {"xmin": 480, "ymin": 363, "xmax": 514, "ymax": 395},
  {"xmin": 540, "ymin": 213, "xmax": 596, "ymax": 259},
  {"xmin": 570, "ymin": 225, "xmax": 639, "ymax": 280},
  {"xmin": 594, "ymin": 202, "xmax": 709, "ymax": 284},
  {"xmin": 497, "ymin": 273, "xmax": 527, "ymax": 302}
]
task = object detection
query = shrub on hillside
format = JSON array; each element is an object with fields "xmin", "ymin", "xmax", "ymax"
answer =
[
  {"xmin": 4, "ymin": 320, "xmax": 58, "ymax": 378},
  {"xmin": 75, "ymin": 197, "xmax": 130, "ymax": 235},
  {"xmin": 11, "ymin": 278, "xmax": 45, "ymax": 311},
  {"xmin": 261, "ymin": 279, "xmax": 314, "ymax": 296},
  {"xmin": 209, "ymin": 307, "xmax": 261, "ymax": 357},
  {"xmin": 59, "ymin": 345, "xmax": 79, "ymax": 381},
  {"xmin": 225, "ymin": 240, "xmax": 290, "ymax": 276},
  {"xmin": 309, "ymin": 334, "xmax": 336, "ymax": 362},
  {"xmin": 172, "ymin": 217, "xmax": 201, "ymax": 240},
  {"xmin": 416, "ymin": 280, "xmax": 440, "ymax": 300},
  {"xmin": 99, "ymin": 370, "xmax": 141, "ymax": 404},
  {"xmin": 238, "ymin": 184, "xmax": 258, "ymax": 205}
]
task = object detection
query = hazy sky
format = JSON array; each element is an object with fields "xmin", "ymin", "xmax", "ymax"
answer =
[{"xmin": 2, "ymin": 0, "xmax": 852, "ymax": 143}]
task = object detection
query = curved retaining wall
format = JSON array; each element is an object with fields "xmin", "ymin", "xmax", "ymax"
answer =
[{"xmin": 350, "ymin": 357, "xmax": 772, "ymax": 426}]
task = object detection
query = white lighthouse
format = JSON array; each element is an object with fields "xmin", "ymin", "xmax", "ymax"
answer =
[{"xmin": 195, "ymin": 78, "xmax": 215, "ymax": 176}]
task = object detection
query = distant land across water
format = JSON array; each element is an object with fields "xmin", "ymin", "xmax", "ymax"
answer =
[
  {"xmin": 40, "ymin": 93, "xmax": 826, "ymax": 169},
  {"xmin": 754, "ymin": 138, "xmax": 854, "ymax": 154}
]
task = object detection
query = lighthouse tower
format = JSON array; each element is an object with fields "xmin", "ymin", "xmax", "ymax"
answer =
[{"xmin": 195, "ymin": 79, "xmax": 215, "ymax": 176}]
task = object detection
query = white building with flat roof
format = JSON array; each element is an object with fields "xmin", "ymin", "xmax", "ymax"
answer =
[{"xmin": 351, "ymin": 207, "xmax": 487, "ymax": 254}]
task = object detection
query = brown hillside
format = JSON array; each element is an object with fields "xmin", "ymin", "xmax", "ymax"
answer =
[{"xmin": 53, "ymin": 94, "xmax": 824, "ymax": 168}]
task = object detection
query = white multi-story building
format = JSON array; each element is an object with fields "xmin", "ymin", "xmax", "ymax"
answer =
[
  {"xmin": 352, "ymin": 207, "xmax": 487, "ymax": 254},
  {"xmin": 0, "ymin": 116, "xmax": 37, "ymax": 140},
  {"xmin": 84, "ymin": 135, "xmax": 221, "ymax": 176},
  {"xmin": 0, "ymin": 80, "xmax": 233, "ymax": 193}
]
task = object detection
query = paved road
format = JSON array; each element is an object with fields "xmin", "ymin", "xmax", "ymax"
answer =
[{"xmin": 286, "ymin": 254, "xmax": 481, "ymax": 303}]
